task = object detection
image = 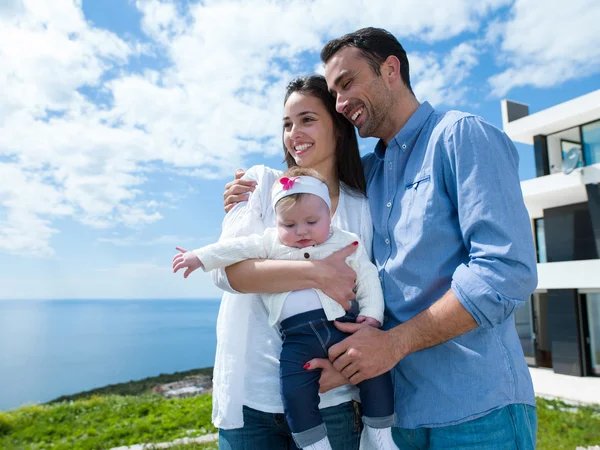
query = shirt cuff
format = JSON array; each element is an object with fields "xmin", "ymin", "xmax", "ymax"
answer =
[
  {"xmin": 451, "ymin": 263, "xmax": 517, "ymax": 329},
  {"xmin": 192, "ymin": 249, "xmax": 212, "ymax": 271},
  {"xmin": 356, "ymin": 307, "xmax": 384, "ymax": 326}
]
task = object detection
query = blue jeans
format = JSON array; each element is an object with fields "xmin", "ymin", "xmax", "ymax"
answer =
[
  {"xmin": 392, "ymin": 404, "xmax": 537, "ymax": 449},
  {"xmin": 280, "ymin": 309, "xmax": 395, "ymax": 447},
  {"xmin": 219, "ymin": 402, "xmax": 362, "ymax": 450}
]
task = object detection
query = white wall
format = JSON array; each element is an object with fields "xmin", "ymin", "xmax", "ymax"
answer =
[
  {"xmin": 521, "ymin": 163, "xmax": 600, "ymax": 218},
  {"xmin": 537, "ymin": 260, "xmax": 600, "ymax": 290}
]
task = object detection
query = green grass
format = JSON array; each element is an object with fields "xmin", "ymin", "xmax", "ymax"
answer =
[
  {"xmin": 536, "ymin": 397, "xmax": 600, "ymax": 450},
  {"xmin": 0, "ymin": 394, "xmax": 216, "ymax": 450},
  {"xmin": 1, "ymin": 369, "xmax": 599, "ymax": 450},
  {"xmin": 171, "ymin": 444, "xmax": 218, "ymax": 450}
]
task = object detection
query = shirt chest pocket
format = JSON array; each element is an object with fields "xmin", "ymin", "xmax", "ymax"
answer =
[{"xmin": 402, "ymin": 175, "xmax": 432, "ymax": 234}]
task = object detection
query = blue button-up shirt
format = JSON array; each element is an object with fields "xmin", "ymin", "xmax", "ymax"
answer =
[{"xmin": 363, "ymin": 102, "xmax": 537, "ymax": 429}]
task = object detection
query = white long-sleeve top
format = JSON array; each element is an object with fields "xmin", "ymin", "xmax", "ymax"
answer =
[
  {"xmin": 195, "ymin": 227, "xmax": 384, "ymax": 327},
  {"xmin": 209, "ymin": 165, "xmax": 374, "ymax": 432}
]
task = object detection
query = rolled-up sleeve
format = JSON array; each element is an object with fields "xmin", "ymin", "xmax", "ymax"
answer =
[
  {"xmin": 211, "ymin": 266, "xmax": 237, "ymax": 294},
  {"xmin": 210, "ymin": 166, "xmax": 270, "ymax": 294},
  {"xmin": 444, "ymin": 117, "xmax": 538, "ymax": 328}
]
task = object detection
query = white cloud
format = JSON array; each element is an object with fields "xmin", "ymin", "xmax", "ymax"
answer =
[
  {"xmin": 0, "ymin": 163, "xmax": 69, "ymax": 257},
  {"xmin": 1, "ymin": 0, "xmax": 510, "ymax": 257},
  {"xmin": 412, "ymin": 42, "xmax": 481, "ymax": 106},
  {"xmin": 489, "ymin": 0, "xmax": 600, "ymax": 96},
  {"xmin": 97, "ymin": 233, "xmax": 216, "ymax": 247},
  {"xmin": 0, "ymin": 0, "xmax": 152, "ymax": 255}
]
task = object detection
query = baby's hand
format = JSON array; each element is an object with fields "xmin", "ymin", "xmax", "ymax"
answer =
[
  {"xmin": 172, "ymin": 246, "xmax": 203, "ymax": 278},
  {"xmin": 356, "ymin": 315, "xmax": 381, "ymax": 328}
]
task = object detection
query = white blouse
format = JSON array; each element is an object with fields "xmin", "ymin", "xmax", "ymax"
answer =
[{"xmin": 210, "ymin": 165, "xmax": 374, "ymax": 430}]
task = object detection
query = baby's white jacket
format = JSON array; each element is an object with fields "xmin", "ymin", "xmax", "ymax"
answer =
[{"xmin": 193, "ymin": 226, "xmax": 384, "ymax": 327}]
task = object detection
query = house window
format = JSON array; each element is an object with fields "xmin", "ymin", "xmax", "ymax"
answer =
[
  {"xmin": 582, "ymin": 120, "xmax": 600, "ymax": 166},
  {"xmin": 587, "ymin": 293, "xmax": 600, "ymax": 375},
  {"xmin": 534, "ymin": 218, "xmax": 547, "ymax": 263},
  {"xmin": 560, "ymin": 139, "xmax": 584, "ymax": 170},
  {"xmin": 514, "ymin": 296, "xmax": 535, "ymax": 358}
]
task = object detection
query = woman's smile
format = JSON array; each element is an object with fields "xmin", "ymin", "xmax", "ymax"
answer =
[{"xmin": 294, "ymin": 142, "xmax": 313, "ymax": 156}]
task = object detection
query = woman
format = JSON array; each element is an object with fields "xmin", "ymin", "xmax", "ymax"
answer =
[{"xmin": 212, "ymin": 75, "xmax": 373, "ymax": 450}]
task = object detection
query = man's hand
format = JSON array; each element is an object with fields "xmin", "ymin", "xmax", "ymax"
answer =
[
  {"xmin": 328, "ymin": 322, "xmax": 401, "ymax": 385},
  {"xmin": 223, "ymin": 169, "xmax": 256, "ymax": 213},
  {"xmin": 313, "ymin": 242, "xmax": 358, "ymax": 311},
  {"xmin": 303, "ymin": 358, "xmax": 349, "ymax": 394},
  {"xmin": 172, "ymin": 246, "xmax": 203, "ymax": 278},
  {"xmin": 356, "ymin": 316, "xmax": 381, "ymax": 328}
]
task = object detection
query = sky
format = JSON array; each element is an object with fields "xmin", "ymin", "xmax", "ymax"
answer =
[{"xmin": 0, "ymin": 0, "xmax": 599, "ymax": 300}]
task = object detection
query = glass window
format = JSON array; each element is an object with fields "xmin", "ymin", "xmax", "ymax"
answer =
[
  {"xmin": 582, "ymin": 120, "xmax": 600, "ymax": 166},
  {"xmin": 560, "ymin": 140, "xmax": 584, "ymax": 169},
  {"xmin": 534, "ymin": 218, "xmax": 547, "ymax": 263},
  {"xmin": 587, "ymin": 293, "xmax": 600, "ymax": 375},
  {"xmin": 514, "ymin": 296, "xmax": 535, "ymax": 358},
  {"xmin": 547, "ymin": 126, "xmax": 580, "ymax": 174}
]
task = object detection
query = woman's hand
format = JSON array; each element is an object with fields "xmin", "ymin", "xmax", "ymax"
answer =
[
  {"xmin": 223, "ymin": 169, "xmax": 256, "ymax": 213},
  {"xmin": 303, "ymin": 358, "xmax": 349, "ymax": 393},
  {"xmin": 172, "ymin": 246, "xmax": 203, "ymax": 278},
  {"xmin": 313, "ymin": 243, "xmax": 358, "ymax": 311}
]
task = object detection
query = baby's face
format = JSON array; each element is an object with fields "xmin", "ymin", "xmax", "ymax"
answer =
[{"xmin": 276, "ymin": 194, "xmax": 331, "ymax": 248}]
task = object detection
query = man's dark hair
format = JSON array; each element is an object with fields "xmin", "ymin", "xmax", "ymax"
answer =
[
  {"xmin": 283, "ymin": 75, "xmax": 366, "ymax": 194},
  {"xmin": 321, "ymin": 27, "xmax": 412, "ymax": 93}
]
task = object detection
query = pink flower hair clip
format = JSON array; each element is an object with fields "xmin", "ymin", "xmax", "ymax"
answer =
[{"xmin": 280, "ymin": 176, "xmax": 300, "ymax": 191}]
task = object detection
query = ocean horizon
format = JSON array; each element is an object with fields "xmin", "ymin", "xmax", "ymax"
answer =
[{"xmin": 0, "ymin": 299, "xmax": 220, "ymax": 411}]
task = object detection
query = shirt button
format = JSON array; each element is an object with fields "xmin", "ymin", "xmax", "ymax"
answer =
[
  {"xmin": 387, "ymin": 202, "xmax": 392, "ymax": 207},
  {"xmin": 402, "ymin": 143, "xmax": 407, "ymax": 149},
  {"xmin": 304, "ymin": 252, "xmax": 310, "ymax": 259},
  {"xmin": 385, "ymin": 239, "xmax": 390, "ymax": 244}
]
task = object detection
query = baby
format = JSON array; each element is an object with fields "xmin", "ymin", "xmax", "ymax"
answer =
[{"xmin": 173, "ymin": 167, "xmax": 397, "ymax": 450}]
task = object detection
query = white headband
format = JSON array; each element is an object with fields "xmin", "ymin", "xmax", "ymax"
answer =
[{"xmin": 271, "ymin": 175, "xmax": 331, "ymax": 211}]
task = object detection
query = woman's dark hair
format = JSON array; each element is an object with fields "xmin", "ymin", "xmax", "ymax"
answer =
[
  {"xmin": 283, "ymin": 75, "xmax": 366, "ymax": 194},
  {"xmin": 321, "ymin": 27, "xmax": 412, "ymax": 93}
]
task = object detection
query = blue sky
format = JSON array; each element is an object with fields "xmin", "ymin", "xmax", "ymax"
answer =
[{"xmin": 0, "ymin": 0, "xmax": 599, "ymax": 299}]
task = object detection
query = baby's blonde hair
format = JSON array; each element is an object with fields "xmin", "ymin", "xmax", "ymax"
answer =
[{"xmin": 273, "ymin": 167, "xmax": 329, "ymax": 215}]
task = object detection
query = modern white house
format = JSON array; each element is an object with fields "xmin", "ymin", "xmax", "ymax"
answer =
[{"xmin": 502, "ymin": 90, "xmax": 600, "ymax": 377}]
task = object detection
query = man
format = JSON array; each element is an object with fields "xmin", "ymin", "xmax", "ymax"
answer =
[
  {"xmin": 223, "ymin": 27, "xmax": 538, "ymax": 449},
  {"xmin": 318, "ymin": 27, "xmax": 538, "ymax": 448}
]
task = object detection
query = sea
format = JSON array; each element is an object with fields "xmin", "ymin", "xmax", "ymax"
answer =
[{"xmin": 0, "ymin": 299, "xmax": 220, "ymax": 412}]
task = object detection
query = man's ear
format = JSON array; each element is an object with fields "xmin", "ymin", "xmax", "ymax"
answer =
[{"xmin": 383, "ymin": 55, "xmax": 401, "ymax": 84}]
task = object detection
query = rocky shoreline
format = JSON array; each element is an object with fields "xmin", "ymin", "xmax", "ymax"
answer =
[
  {"xmin": 46, "ymin": 367, "xmax": 214, "ymax": 404},
  {"xmin": 151, "ymin": 374, "xmax": 212, "ymax": 399}
]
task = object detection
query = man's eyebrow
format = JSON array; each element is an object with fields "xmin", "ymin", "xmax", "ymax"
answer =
[{"xmin": 282, "ymin": 111, "xmax": 319, "ymax": 120}]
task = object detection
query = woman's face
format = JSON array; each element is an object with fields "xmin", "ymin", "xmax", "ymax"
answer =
[{"xmin": 283, "ymin": 93, "xmax": 337, "ymax": 172}]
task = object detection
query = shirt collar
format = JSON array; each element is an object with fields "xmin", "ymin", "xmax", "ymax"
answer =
[{"xmin": 374, "ymin": 101, "xmax": 434, "ymax": 159}]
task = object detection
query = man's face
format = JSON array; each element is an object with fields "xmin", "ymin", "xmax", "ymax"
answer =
[{"xmin": 324, "ymin": 46, "xmax": 393, "ymax": 140}]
